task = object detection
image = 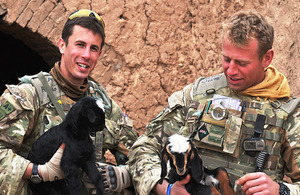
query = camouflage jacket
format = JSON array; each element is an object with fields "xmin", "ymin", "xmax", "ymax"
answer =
[
  {"xmin": 0, "ymin": 72, "xmax": 138, "ymax": 194},
  {"xmin": 128, "ymin": 73, "xmax": 300, "ymax": 195}
]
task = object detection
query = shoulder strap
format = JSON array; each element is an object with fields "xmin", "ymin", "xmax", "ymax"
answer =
[
  {"xmin": 192, "ymin": 73, "xmax": 228, "ymax": 97},
  {"xmin": 280, "ymin": 98, "xmax": 300, "ymax": 115},
  {"xmin": 37, "ymin": 72, "xmax": 66, "ymax": 120}
]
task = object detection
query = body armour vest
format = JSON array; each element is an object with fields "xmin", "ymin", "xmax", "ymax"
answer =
[
  {"xmin": 19, "ymin": 72, "xmax": 112, "ymax": 160},
  {"xmin": 178, "ymin": 73, "xmax": 299, "ymax": 188}
]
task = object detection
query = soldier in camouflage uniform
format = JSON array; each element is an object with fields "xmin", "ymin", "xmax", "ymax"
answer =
[
  {"xmin": 0, "ymin": 9, "xmax": 138, "ymax": 194},
  {"xmin": 128, "ymin": 10, "xmax": 300, "ymax": 195}
]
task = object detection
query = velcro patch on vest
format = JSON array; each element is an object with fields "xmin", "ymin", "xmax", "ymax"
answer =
[
  {"xmin": 198, "ymin": 124, "xmax": 209, "ymax": 140},
  {"xmin": 0, "ymin": 109, "xmax": 6, "ymax": 120},
  {"xmin": 0, "ymin": 101, "xmax": 15, "ymax": 120}
]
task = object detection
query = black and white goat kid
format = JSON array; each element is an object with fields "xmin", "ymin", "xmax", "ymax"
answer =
[
  {"xmin": 28, "ymin": 96, "xmax": 106, "ymax": 195},
  {"xmin": 159, "ymin": 134, "xmax": 235, "ymax": 195}
]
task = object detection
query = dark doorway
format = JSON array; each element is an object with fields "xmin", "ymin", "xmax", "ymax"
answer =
[{"xmin": 0, "ymin": 31, "xmax": 51, "ymax": 93}]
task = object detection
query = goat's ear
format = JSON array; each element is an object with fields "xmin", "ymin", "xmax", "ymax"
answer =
[
  {"xmin": 190, "ymin": 142, "xmax": 203, "ymax": 183},
  {"xmin": 159, "ymin": 145, "xmax": 169, "ymax": 184},
  {"xmin": 87, "ymin": 109, "xmax": 96, "ymax": 123},
  {"xmin": 81, "ymin": 106, "xmax": 96, "ymax": 123}
]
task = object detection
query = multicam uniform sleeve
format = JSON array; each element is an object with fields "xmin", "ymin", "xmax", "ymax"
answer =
[
  {"xmin": 128, "ymin": 83, "xmax": 193, "ymax": 195},
  {"xmin": 0, "ymin": 83, "xmax": 39, "ymax": 194},
  {"xmin": 283, "ymin": 102, "xmax": 300, "ymax": 194}
]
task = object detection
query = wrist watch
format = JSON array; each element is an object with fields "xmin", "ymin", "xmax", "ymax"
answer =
[
  {"xmin": 278, "ymin": 182, "xmax": 290, "ymax": 195},
  {"xmin": 30, "ymin": 164, "xmax": 43, "ymax": 183}
]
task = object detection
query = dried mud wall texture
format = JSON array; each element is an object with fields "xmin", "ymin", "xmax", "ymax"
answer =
[{"xmin": 0, "ymin": 0, "xmax": 299, "ymax": 134}]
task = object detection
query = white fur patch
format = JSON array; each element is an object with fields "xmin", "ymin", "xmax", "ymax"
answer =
[
  {"xmin": 168, "ymin": 134, "xmax": 189, "ymax": 153},
  {"xmin": 96, "ymin": 100, "xmax": 105, "ymax": 112},
  {"xmin": 205, "ymin": 175, "xmax": 219, "ymax": 187}
]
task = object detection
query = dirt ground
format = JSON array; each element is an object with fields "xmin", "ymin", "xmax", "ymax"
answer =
[{"xmin": 90, "ymin": 0, "xmax": 300, "ymax": 135}]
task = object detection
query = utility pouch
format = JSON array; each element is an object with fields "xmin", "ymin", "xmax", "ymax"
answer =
[
  {"xmin": 223, "ymin": 115, "xmax": 243, "ymax": 154},
  {"xmin": 195, "ymin": 102, "xmax": 242, "ymax": 157},
  {"xmin": 92, "ymin": 131, "xmax": 104, "ymax": 161},
  {"xmin": 198, "ymin": 122, "xmax": 225, "ymax": 147},
  {"xmin": 199, "ymin": 105, "xmax": 227, "ymax": 148}
]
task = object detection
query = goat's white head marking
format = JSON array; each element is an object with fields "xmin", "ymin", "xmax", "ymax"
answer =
[
  {"xmin": 96, "ymin": 100, "xmax": 105, "ymax": 113},
  {"xmin": 166, "ymin": 134, "xmax": 192, "ymax": 176},
  {"xmin": 168, "ymin": 134, "xmax": 189, "ymax": 153}
]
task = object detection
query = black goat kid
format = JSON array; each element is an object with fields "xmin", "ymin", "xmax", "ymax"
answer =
[
  {"xmin": 159, "ymin": 134, "xmax": 235, "ymax": 195},
  {"xmin": 28, "ymin": 96, "xmax": 105, "ymax": 195}
]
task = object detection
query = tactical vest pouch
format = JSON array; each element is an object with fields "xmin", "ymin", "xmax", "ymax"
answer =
[
  {"xmin": 223, "ymin": 115, "xmax": 242, "ymax": 154},
  {"xmin": 199, "ymin": 108, "xmax": 227, "ymax": 148},
  {"xmin": 92, "ymin": 131, "xmax": 104, "ymax": 161},
  {"xmin": 199, "ymin": 123, "xmax": 224, "ymax": 147},
  {"xmin": 195, "ymin": 102, "xmax": 242, "ymax": 157}
]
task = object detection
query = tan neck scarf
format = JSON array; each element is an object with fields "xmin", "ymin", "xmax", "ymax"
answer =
[
  {"xmin": 50, "ymin": 62, "xmax": 88, "ymax": 99},
  {"xmin": 238, "ymin": 65, "xmax": 290, "ymax": 99}
]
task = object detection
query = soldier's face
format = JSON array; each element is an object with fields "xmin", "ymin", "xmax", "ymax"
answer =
[
  {"xmin": 58, "ymin": 25, "xmax": 102, "ymax": 85},
  {"xmin": 221, "ymin": 37, "xmax": 269, "ymax": 91}
]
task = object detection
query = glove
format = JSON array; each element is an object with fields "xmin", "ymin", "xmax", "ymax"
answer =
[
  {"xmin": 97, "ymin": 163, "xmax": 131, "ymax": 193},
  {"xmin": 39, "ymin": 146, "xmax": 65, "ymax": 182}
]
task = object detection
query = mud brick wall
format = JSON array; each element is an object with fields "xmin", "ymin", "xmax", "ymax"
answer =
[{"xmin": 0, "ymin": 0, "xmax": 299, "ymax": 133}]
